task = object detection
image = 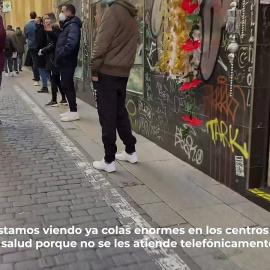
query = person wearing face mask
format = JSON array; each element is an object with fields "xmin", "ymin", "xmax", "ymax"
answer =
[
  {"xmin": 35, "ymin": 17, "xmax": 49, "ymax": 93},
  {"xmin": 51, "ymin": 4, "xmax": 82, "ymax": 122},
  {"xmin": 41, "ymin": 13, "xmax": 67, "ymax": 107},
  {"xmin": 91, "ymin": 0, "xmax": 139, "ymax": 172}
]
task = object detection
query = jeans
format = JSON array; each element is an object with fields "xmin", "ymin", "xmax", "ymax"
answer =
[
  {"xmin": 50, "ymin": 72, "xmax": 65, "ymax": 102},
  {"xmin": 60, "ymin": 67, "xmax": 77, "ymax": 112},
  {"xmin": 38, "ymin": 68, "xmax": 48, "ymax": 88},
  {"xmin": 5, "ymin": 56, "xmax": 12, "ymax": 73},
  {"xmin": 29, "ymin": 48, "xmax": 40, "ymax": 81},
  {"xmin": 17, "ymin": 53, "xmax": 23, "ymax": 70},
  {"xmin": 12, "ymin": 58, "xmax": 18, "ymax": 71},
  {"xmin": 93, "ymin": 73, "xmax": 137, "ymax": 163}
]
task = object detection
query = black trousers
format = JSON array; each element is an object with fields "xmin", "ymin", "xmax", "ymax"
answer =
[
  {"xmin": 29, "ymin": 48, "xmax": 40, "ymax": 81},
  {"xmin": 17, "ymin": 53, "xmax": 23, "ymax": 70},
  {"xmin": 60, "ymin": 67, "xmax": 77, "ymax": 112},
  {"xmin": 50, "ymin": 73, "xmax": 65, "ymax": 102},
  {"xmin": 12, "ymin": 57, "xmax": 18, "ymax": 71},
  {"xmin": 93, "ymin": 73, "xmax": 137, "ymax": 163},
  {"xmin": 5, "ymin": 56, "xmax": 12, "ymax": 73}
]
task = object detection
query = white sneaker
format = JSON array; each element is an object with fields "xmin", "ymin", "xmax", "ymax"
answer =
[
  {"xmin": 116, "ymin": 151, "xmax": 138, "ymax": 164},
  {"xmin": 34, "ymin": 81, "xmax": 39, "ymax": 86},
  {"xmin": 4, "ymin": 73, "xmax": 9, "ymax": 77},
  {"xmin": 12, "ymin": 71, "xmax": 17, "ymax": 76},
  {"xmin": 61, "ymin": 112, "xmax": 80, "ymax": 122},
  {"xmin": 93, "ymin": 159, "xmax": 116, "ymax": 173},
  {"xmin": 60, "ymin": 110, "xmax": 70, "ymax": 118}
]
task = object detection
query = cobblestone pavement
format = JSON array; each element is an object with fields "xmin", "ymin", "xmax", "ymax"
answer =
[{"xmin": 0, "ymin": 83, "xmax": 201, "ymax": 270}]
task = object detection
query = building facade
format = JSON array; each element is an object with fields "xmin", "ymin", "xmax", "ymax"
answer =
[
  {"xmin": 3, "ymin": 0, "xmax": 54, "ymax": 29},
  {"xmin": 56, "ymin": 0, "xmax": 270, "ymax": 209}
]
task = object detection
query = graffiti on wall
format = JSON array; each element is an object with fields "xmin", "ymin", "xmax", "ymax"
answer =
[
  {"xmin": 126, "ymin": 0, "xmax": 255, "ymax": 189},
  {"xmin": 175, "ymin": 124, "xmax": 204, "ymax": 165},
  {"xmin": 206, "ymin": 118, "xmax": 249, "ymax": 159}
]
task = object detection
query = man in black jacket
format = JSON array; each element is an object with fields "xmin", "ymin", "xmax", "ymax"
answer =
[{"xmin": 54, "ymin": 4, "xmax": 82, "ymax": 122}]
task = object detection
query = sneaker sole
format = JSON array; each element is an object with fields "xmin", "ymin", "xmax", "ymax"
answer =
[
  {"xmin": 51, "ymin": 104, "xmax": 59, "ymax": 107},
  {"xmin": 116, "ymin": 158, "xmax": 138, "ymax": 164},
  {"xmin": 61, "ymin": 118, "xmax": 80, "ymax": 122},
  {"xmin": 93, "ymin": 167, "xmax": 116, "ymax": 173},
  {"xmin": 60, "ymin": 114, "xmax": 70, "ymax": 118}
]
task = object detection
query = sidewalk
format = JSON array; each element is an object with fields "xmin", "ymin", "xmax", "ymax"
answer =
[{"xmin": 1, "ymin": 69, "xmax": 270, "ymax": 270}]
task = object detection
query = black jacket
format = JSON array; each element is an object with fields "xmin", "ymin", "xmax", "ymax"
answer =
[
  {"xmin": 5, "ymin": 36, "xmax": 16, "ymax": 57},
  {"xmin": 41, "ymin": 27, "xmax": 61, "ymax": 73},
  {"xmin": 55, "ymin": 16, "xmax": 82, "ymax": 68},
  {"xmin": 35, "ymin": 25, "xmax": 47, "ymax": 68}
]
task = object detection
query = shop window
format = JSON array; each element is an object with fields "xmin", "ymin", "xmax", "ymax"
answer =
[{"xmin": 90, "ymin": 0, "xmax": 144, "ymax": 94}]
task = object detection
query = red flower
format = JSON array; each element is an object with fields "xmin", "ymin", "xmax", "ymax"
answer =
[
  {"xmin": 179, "ymin": 78, "xmax": 202, "ymax": 90},
  {"xmin": 182, "ymin": 114, "xmax": 202, "ymax": 127},
  {"xmin": 181, "ymin": 39, "xmax": 201, "ymax": 52},
  {"xmin": 181, "ymin": 0, "xmax": 199, "ymax": 13},
  {"xmin": 182, "ymin": 114, "xmax": 192, "ymax": 122},
  {"xmin": 188, "ymin": 116, "xmax": 202, "ymax": 126}
]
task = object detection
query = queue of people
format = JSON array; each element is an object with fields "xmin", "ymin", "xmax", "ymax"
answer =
[{"xmin": 0, "ymin": 0, "xmax": 139, "ymax": 172}]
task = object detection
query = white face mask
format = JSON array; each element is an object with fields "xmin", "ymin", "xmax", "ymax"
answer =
[
  {"xmin": 45, "ymin": 19, "xmax": 51, "ymax": 24},
  {"xmin": 59, "ymin": 12, "xmax": 66, "ymax": 22}
]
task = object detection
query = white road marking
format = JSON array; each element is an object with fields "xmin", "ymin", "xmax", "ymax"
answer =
[{"xmin": 14, "ymin": 85, "xmax": 190, "ymax": 270}]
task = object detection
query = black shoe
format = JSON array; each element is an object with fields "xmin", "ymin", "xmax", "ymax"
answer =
[
  {"xmin": 38, "ymin": 87, "xmax": 49, "ymax": 93},
  {"xmin": 45, "ymin": 101, "xmax": 58, "ymax": 107},
  {"xmin": 16, "ymin": 71, "xmax": 19, "ymax": 74},
  {"xmin": 60, "ymin": 99, "xmax": 68, "ymax": 106},
  {"xmin": 19, "ymin": 69, "xmax": 22, "ymax": 72}
]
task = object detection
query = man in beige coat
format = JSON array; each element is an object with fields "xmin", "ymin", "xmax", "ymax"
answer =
[{"xmin": 91, "ymin": 0, "xmax": 139, "ymax": 173}]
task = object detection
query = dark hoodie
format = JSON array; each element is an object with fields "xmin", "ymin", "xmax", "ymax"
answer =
[
  {"xmin": 91, "ymin": 0, "xmax": 139, "ymax": 77},
  {"xmin": 55, "ymin": 16, "xmax": 82, "ymax": 68},
  {"xmin": 15, "ymin": 29, "xmax": 26, "ymax": 53}
]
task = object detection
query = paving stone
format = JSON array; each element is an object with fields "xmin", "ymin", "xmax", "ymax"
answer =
[
  {"xmin": 90, "ymin": 258, "xmax": 116, "ymax": 270},
  {"xmin": 88, "ymin": 207, "xmax": 114, "ymax": 216},
  {"xmin": 70, "ymin": 203, "xmax": 95, "ymax": 211},
  {"xmin": 68, "ymin": 262, "xmax": 91, "ymax": 270},
  {"xmin": 70, "ymin": 215, "xmax": 96, "ymax": 225},
  {"xmin": 76, "ymin": 250, "xmax": 98, "ymax": 261},
  {"xmin": 141, "ymin": 202, "xmax": 186, "ymax": 227},
  {"xmin": 47, "ymin": 201, "xmax": 72, "ymax": 208},
  {"xmin": 95, "ymin": 212, "xmax": 119, "ymax": 221},
  {"xmin": 47, "ymin": 190, "xmax": 69, "ymax": 197},
  {"xmin": 70, "ymin": 210, "xmax": 88, "ymax": 217},
  {"xmin": 46, "ymin": 180, "xmax": 67, "ymax": 187},
  {"xmin": 37, "ymin": 186, "xmax": 59, "ymax": 193},
  {"xmin": 1, "ymin": 264, "xmax": 13, "ymax": 270},
  {"xmin": 44, "ymin": 212, "xmax": 70, "ymax": 221},
  {"xmin": 55, "ymin": 252, "xmax": 77, "ymax": 265},
  {"xmin": 14, "ymin": 260, "xmax": 39, "ymax": 270}
]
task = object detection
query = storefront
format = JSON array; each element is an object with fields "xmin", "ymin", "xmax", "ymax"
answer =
[{"xmin": 57, "ymin": 0, "xmax": 270, "ymax": 210}]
